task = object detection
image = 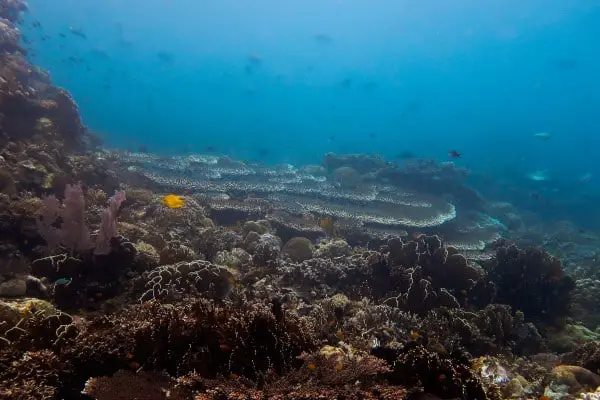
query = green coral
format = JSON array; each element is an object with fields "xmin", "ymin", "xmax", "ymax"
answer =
[
  {"xmin": 547, "ymin": 324, "xmax": 600, "ymax": 353},
  {"xmin": 242, "ymin": 220, "xmax": 270, "ymax": 236},
  {"xmin": 314, "ymin": 238, "xmax": 352, "ymax": 258},
  {"xmin": 134, "ymin": 241, "xmax": 161, "ymax": 268}
]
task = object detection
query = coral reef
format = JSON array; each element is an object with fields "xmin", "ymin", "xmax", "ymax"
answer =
[
  {"xmin": 486, "ymin": 241, "xmax": 575, "ymax": 326},
  {"xmin": 3, "ymin": 2, "xmax": 600, "ymax": 398}
]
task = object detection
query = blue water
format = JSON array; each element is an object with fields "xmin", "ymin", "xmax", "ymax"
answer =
[{"xmin": 19, "ymin": 0, "xmax": 600, "ymax": 226}]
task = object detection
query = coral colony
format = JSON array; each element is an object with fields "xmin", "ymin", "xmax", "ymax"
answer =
[{"xmin": 2, "ymin": 1, "xmax": 600, "ymax": 399}]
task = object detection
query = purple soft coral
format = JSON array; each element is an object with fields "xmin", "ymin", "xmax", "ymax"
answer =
[
  {"xmin": 94, "ymin": 190, "xmax": 126, "ymax": 255},
  {"xmin": 37, "ymin": 184, "xmax": 126, "ymax": 255}
]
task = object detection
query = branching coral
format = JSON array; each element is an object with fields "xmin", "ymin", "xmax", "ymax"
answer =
[{"xmin": 487, "ymin": 241, "xmax": 575, "ymax": 326}]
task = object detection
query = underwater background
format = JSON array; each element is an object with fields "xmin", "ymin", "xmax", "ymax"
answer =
[
  {"xmin": 11, "ymin": 1, "xmax": 600, "ymax": 398},
  {"xmin": 19, "ymin": 0, "xmax": 600, "ymax": 226}
]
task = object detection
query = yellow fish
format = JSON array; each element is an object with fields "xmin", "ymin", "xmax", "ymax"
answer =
[{"xmin": 162, "ymin": 194, "xmax": 185, "ymax": 209}]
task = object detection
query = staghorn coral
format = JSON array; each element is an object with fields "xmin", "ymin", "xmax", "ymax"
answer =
[
  {"xmin": 1, "ymin": 296, "xmax": 320, "ymax": 398},
  {"xmin": 81, "ymin": 370, "xmax": 192, "ymax": 400},
  {"xmin": 372, "ymin": 341, "xmax": 498, "ymax": 400},
  {"xmin": 0, "ymin": 349, "xmax": 63, "ymax": 399},
  {"xmin": 73, "ymin": 298, "xmax": 317, "ymax": 393},
  {"xmin": 571, "ymin": 278, "xmax": 600, "ymax": 330},
  {"xmin": 563, "ymin": 341, "xmax": 600, "ymax": 373},
  {"xmin": 134, "ymin": 260, "xmax": 237, "ymax": 302},
  {"xmin": 30, "ymin": 237, "xmax": 137, "ymax": 311},
  {"xmin": 420, "ymin": 305, "xmax": 543, "ymax": 357}
]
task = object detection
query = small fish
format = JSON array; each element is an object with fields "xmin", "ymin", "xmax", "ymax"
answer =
[
  {"xmin": 527, "ymin": 170, "xmax": 550, "ymax": 182},
  {"xmin": 31, "ymin": 21, "xmax": 42, "ymax": 28},
  {"xmin": 307, "ymin": 363, "xmax": 317, "ymax": 370},
  {"xmin": 448, "ymin": 150, "xmax": 462, "ymax": 159},
  {"xmin": 257, "ymin": 148, "xmax": 269, "ymax": 158},
  {"xmin": 579, "ymin": 172, "xmax": 593, "ymax": 183},
  {"xmin": 55, "ymin": 277, "xmax": 72, "ymax": 286},
  {"xmin": 341, "ymin": 78, "xmax": 352, "ymax": 88},
  {"xmin": 157, "ymin": 51, "xmax": 175, "ymax": 63},
  {"xmin": 128, "ymin": 361, "xmax": 140, "ymax": 370},
  {"xmin": 229, "ymin": 373, "xmax": 239, "ymax": 380},
  {"xmin": 219, "ymin": 344, "xmax": 232, "ymax": 351},
  {"xmin": 226, "ymin": 276, "xmax": 241, "ymax": 289},
  {"xmin": 410, "ymin": 331, "xmax": 421, "ymax": 341},
  {"xmin": 314, "ymin": 33, "xmax": 333, "ymax": 44},
  {"xmin": 396, "ymin": 151, "xmax": 415, "ymax": 159},
  {"xmin": 247, "ymin": 54, "xmax": 262, "ymax": 65},
  {"xmin": 533, "ymin": 132, "xmax": 551, "ymax": 140},
  {"xmin": 319, "ymin": 216, "xmax": 335, "ymax": 236},
  {"xmin": 554, "ymin": 58, "xmax": 577, "ymax": 71},
  {"xmin": 69, "ymin": 26, "xmax": 87, "ymax": 39},
  {"xmin": 335, "ymin": 362, "xmax": 344, "ymax": 371},
  {"xmin": 363, "ymin": 81, "xmax": 377, "ymax": 92},
  {"xmin": 530, "ymin": 192, "xmax": 541, "ymax": 201},
  {"xmin": 335, "ymin": 329, "xmax": 344, "ymax": 340},
  {"xmin": 162, "ymin": 194, "xmax": 185, "ymax": 209}
]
